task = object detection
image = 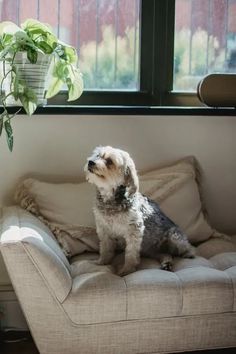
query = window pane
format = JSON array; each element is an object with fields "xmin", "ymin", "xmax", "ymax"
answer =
[
  {"xmin": 174, "ymin": 0, "xmax": 236, "ymax": 91},
  {"xmin": 0, "ymin": 0, "xmax": 140, "ymax": 91}
]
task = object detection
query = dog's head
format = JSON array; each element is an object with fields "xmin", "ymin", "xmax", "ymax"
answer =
[{"xmin": 84, "ymin": 146, "xmax": 139, "ymax": 197}]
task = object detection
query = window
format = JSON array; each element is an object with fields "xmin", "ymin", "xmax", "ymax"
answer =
[
  {"xmin": 174, "ymin": 0, "xmax": 236, "ymax": 91},
  {"xmin": 0, "ymin": 0, "xmax": 236, "ymax": 107}
]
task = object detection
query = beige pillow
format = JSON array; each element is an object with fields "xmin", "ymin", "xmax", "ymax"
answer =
[
  {"xmin": 139, "ymin": 156, "xmax": 213, "ymax": 243},
  {"xmin": 14, "ymin": 179, "xmax": 99, "ymax": 257},
  {"xmin": 14, "ymin": 156, "xmax": 217, "ymax": 257}
]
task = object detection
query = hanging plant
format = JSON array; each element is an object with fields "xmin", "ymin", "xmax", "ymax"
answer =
[{"xmin": 0, "ymin": 19, "xmax": 83, "ymax": 151}]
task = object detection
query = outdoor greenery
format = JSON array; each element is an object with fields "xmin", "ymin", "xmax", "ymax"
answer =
[
  {"xmin": 79, "ymin": 25, "xmax": 139, "ymax": 90},
  {"xmin": 174, "ymin": 28, "xmax": 226, "ymax": 91},
  {"xmin": 0, "ymin": 19, "xmax": 83, "ymax": 151},
  {"xmin": 79, "ymin": 24, "xmax": 230, "ymax": 93}
]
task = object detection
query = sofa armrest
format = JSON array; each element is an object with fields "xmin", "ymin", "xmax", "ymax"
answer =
[{"xmin": 0, "ymin": 206, "xmax": 72, "ymax": 302}]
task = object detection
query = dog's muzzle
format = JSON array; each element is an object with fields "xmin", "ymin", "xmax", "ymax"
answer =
[{"xmin": 88, "ymin": 160, "xmax": 96, "ymax": 172}]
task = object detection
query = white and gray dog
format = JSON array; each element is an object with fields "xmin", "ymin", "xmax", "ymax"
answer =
[{"xmin": 85, "ymin": 146, "xmax": 195, "ymax": 276}]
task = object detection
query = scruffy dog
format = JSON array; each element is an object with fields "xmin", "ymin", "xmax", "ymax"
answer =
[{"xmin": 85, "ymin": 146, "xmax": 195, "ymax": 276}]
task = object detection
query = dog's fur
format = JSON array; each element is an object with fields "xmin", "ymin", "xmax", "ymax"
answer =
[{"xmin": 85, "ymin": 146, "xmax": 195, "ymax": 276}]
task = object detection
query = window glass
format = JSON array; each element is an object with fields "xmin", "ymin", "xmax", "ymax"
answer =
[
  {"xmin": 174, "ymin": 0, "xmax": 236, "ymax": 91},
  {"xmin": 0, "ymin": 0, "xmax": 140, "ymax": 90}
]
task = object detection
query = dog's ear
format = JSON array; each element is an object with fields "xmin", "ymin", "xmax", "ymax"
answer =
[{"xmin": 124, "ymin": 154, "xmax": 139, "ymax": 195}]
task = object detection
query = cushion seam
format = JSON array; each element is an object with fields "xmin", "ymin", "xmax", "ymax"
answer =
[{"xmin": 224, "ymin": 269, "xmax": 235, "ymax": 311}]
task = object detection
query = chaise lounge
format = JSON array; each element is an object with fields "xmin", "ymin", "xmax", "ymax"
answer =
[{"xmin": 0, "ymin": 156, "xmax": 236, "ymax": 354}]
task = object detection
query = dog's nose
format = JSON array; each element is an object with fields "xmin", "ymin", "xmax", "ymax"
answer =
[
  {"xmin": 88, "ymin": 160, "xmax": 96, "ymax": 172},
  {"xmin": 88, "ymin": 160, "xmax": 96, "ymax": 168}
]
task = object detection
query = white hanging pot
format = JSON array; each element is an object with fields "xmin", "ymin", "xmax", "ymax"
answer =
[{"xmin": 3, "ymin": 52, "xmax": 52, "ymax": 106}]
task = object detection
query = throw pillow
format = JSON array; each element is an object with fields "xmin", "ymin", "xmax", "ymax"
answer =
[
  {"xmin": 14, "ymin": 179, "xmax": 99, "ymax": 257},
  {"xmin": 139, "ymin": 156, "xmax": 214, "ymax": 243},
  {"xmin": 14, "ymin": 156, "xmax": 219, "ymax": 257}
]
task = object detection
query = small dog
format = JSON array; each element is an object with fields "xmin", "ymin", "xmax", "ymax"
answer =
[{"xmin": 85, "ymin": 146, "xmax": 195, "ymax": 276}]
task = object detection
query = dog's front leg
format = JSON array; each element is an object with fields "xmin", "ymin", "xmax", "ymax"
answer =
[
  {"xmin": 117, "ymin": 230, "xmax": 142, "ymax": 276},
  {"xmin": 96, "ymin": 233, "xmax": 115, "ymax": 265}
]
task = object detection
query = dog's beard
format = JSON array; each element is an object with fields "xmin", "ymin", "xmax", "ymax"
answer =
[
  {"xmin": 85, "ymin": 169, "xmax": 105, "ymax": 186},
  {"xmin": 85, "ymin": 166, "xmax": 125, "ymax": 197}
]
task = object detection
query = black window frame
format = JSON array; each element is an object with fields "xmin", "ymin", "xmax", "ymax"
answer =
[
  {"xmin": 1, "ymin": 0, "xmax": 234, "ymax": 114},
  {"xmin": 48, "ymin": 0, "xmax": 201, "ymax": 108}
]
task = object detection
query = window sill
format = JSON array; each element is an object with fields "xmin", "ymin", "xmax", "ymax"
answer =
[{"xmin": 1, "ymin": 105, "xmax": 236, "ymax": 116}]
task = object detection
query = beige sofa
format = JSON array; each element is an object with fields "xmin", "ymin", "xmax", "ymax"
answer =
[
  {"xmin": 1, "ymin": 156, "xmax": 236, "ymax": 354},
  {"xmin": 1, "ymin": 203, "xmax": 236, "ymax": 354}
]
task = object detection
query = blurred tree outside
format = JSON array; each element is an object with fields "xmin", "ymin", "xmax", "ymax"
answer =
[{"xmin": 79, "ymin": 24, "xmax": 139, "ymax": 90}]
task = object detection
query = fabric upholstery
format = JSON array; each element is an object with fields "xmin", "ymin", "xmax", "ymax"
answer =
[
  {"xmin": 0, "ymin": 207, "xmax": 72, "ymax": 302},
  {"xmin": 0, "ymin": 206, "xmax": 236, "ymax": 354},
  {"xmin": 196, "ymin": 237, "xmax": 236, "ymax": 258},
  {"xmin": 139, "ymin": 156, "xmax": 214, "ymax": 243},
  {"xmin": 14, "ymin": 178, "xmax": 99, "ymax": 256},
  {"xmin": 67, "ymin": 246, "xmax": 236, "ymax": 324}
]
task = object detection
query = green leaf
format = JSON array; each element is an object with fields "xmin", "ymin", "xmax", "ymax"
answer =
[
  {"xmin": 14, "ymin": 31, "xmax": 36, "ymax": 51},
  {"xmin": 27, "ymin": 48, "xmax": 38, "ymax": 63},
  {"xmin": 12, "ymin": 72, "xmax": 25, "ymax": 101},
  {"xmin": 2, "ymin": 33, "xmax": 14, "ymax": 46},
  {"xmin": 4, "ymin": 120, "xmax": 13, "ymax": 152},
  {"xmin": 0, "ymin": 45, "xmax": 12, "ymax": 60},
  {"xmin": 54, "ymin": 61, "xmax": 68, "ymax": 80},
  {"xmin": 54, "ymin": 45, "xmax": 66, "ymax": 60},
  {"xmin": 66, "ymin": 65, "xmax": 84, "ymax": 101},
  {"xmin": 19, "ymin": 87, "xmax": 38, "ymax": 115},
  {"xmin": 21, "ymin": 19, "xmax": 54, "ymax": 35},
  {"xmin": 0, "ymin": 116, "xmax": 3, "ymax": 136},
  {"xmin": 67, "ymin": 76, "xmax": 83, "ymax": 101},
  {"xmin": 0, "ymin": 21, "xmax": 21, "ymax": 36},
  {"xmin": 23, "ymin": 100, "xmax": 37, "ymax": 116},
  {"xmin": 64, "ymin": 47, "xmax": 77, "ymax": 64},
  {"xmin": 12, "ymin": 74, "xmax": 19, "ymax": 100},
  {"xmin": 0, "ymin": 39, "xmax": 4, "ymax": 51},
  {"xmin": 55, "ymin": 42, "xmax": 79, "ymax": 63},
  {"xmin": 37, "ymin": 41, "xmax": 53, "ymax": 54},
  {"xmin": 46, "ymin": 76, "xmax": 64, "ymax": 99},
  {"xmin": 26, "ymin": 28, "xmax": 46, "ymax": 36},
  {"xmin": 21, "ymin": 19, "xmax": 57, "ymax": 48}
]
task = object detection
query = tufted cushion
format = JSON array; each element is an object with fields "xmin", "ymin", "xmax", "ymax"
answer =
[
  {"xmin": 2, "ymin": 206, "xmax": 236, "ymax": 326},
  {"xmin": 66, "ymin": 243, "xmax": 236, "ymax": 324}
]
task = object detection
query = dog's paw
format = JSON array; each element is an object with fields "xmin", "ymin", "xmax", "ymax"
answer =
[
  {"xmin": 184, "ymin": 246, "xmax": 196, "ymax": 259},
  {"xmin": 117, "ymin": 266, "xmax": 136, "ymax": 277},
  {"xmin": 92, "ymin": 258, "xmax": 106, "ymax": 265},
  {"xmin": 160, "ymin": 261, "xmax": 173, "ymax": 271}
]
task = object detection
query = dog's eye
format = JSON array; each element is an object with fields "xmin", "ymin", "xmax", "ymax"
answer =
[{"xmin": 106, "ymin": 158, "xmax": 113, "ymax": 166}]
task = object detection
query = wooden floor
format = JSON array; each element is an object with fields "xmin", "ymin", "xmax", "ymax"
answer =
[
  {"xmin": 1, "ymin": 335, "xmax": 235, "ymax": 354},
  {"xmin": 2, "ymin": 339, "xmax": 39, "ymax": 354},
  {"xmin": 0, "ymin": 331, "xmax": 39, "ymax": 354}
]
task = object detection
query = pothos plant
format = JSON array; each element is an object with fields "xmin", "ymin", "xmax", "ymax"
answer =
[{"xmin": 0, "ymin": 19, "xmax": 83, "ymax": 151}]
